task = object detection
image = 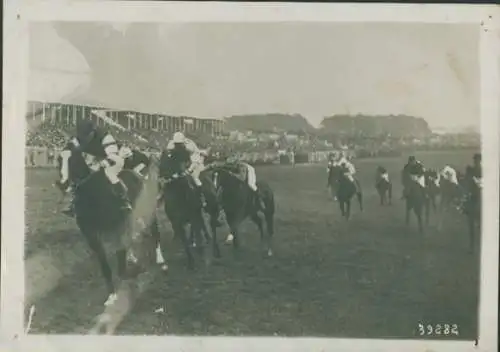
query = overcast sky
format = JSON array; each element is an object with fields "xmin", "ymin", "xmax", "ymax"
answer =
[{"xmin": 29, "ymin": 22, "xmax": 480, "ymax": 129}]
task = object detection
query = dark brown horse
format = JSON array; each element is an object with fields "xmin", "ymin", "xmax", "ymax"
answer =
[
  {"xmin": 329, "ymin": 164, "xmax": 363, "ymax": 220},
  {"xmin": 375, "ymin": 167, "xmax": 392, "ymax": 206},
  {"xmin": 56, "ymin": 147, "xmax": 160, "ymax": 307},
  {"xmin": 210, "ymin": 164, "xmax": 275, "ymax": 257},
  {"xmin": 403, "ymin": 174, "xmax": 429, "ymax": 234}
]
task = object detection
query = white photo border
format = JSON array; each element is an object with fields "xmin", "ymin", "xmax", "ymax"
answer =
[{"xmin": 2, "ymin": 2, "xmax": 498, "ymax": 352}]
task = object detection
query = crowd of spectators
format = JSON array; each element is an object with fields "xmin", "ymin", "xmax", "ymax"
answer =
[{"xmin": 26, "ymin": 117, "xmax": 480, "ymax": 165}]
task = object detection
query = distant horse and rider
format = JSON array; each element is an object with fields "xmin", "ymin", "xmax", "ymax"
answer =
[
  {"xmin": 157, "ymin": 133, "xmax": 221, "ymax": 269},
  {"xmin": 401, "ymin": 156, "xmax": 429, "ymax": 233},
  {"xmin": 55, "ymin": 120, "xmax": 163, "ymax": 307},
  {"xmin": 375, "ymin": 165, "xmax": 392, "ymax": 206},
  {"xmin": 205, "ymin": 159, "xmax": 276, "ymax": 257},
  {"xmin": 327, "ymin": 152, "xmax": 363, "ymax": 220},
  {"xmin": 461, "ymin": 154, "xmax": 482, "ymax": 251}
]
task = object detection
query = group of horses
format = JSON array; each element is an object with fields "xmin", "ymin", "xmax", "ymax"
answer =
[
  {"xmin": 56, "ymin": 144, "xmax": 481, "ymax": 309},
  {"xmin": 56, "ymin": 146, "xmax": 275, "ymax": 307},
  {"xmin": 326, "ymin": 162, "xmax": 481, "ymax": 249}
]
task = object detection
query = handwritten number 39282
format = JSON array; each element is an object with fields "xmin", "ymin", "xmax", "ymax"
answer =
[{"xmin": 417, "ymin": 324, "xmax": 459, "ymax": 336}]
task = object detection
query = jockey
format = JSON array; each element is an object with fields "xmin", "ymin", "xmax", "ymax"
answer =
[
  {"xmin": 206, "ymin": 157, "xmax": 266, "ymax": 210},
  {"xmin": 440, "ymin": 165, "xmax": 458, "ymax": 185},
  {"xmin": 460, "ymin": 153, "xmax": 482, "ymax": 213},
  {"xmin": 337, "ymin": 151, "xmax": 357, "ymax": 179},
  {"xmin": 401, "ymin": 155, "xmax": 425, "ymax": 198},
  {"xmin": 376, "ymin": 166, "xmax": 390, "ymax": 185},
  {"xmin": 165, "ymin": 131, "xmax": 207, "ymax": 206},
  {"xmin": 61, "ymin": 120, "xmax": 133, "ymax": 216},
  {"xmin": 119, "ymin": 144, "xmax": 150, "ymax": 178}
]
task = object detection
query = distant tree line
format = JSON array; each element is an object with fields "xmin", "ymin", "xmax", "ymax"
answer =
[
  {"xmin": 223, "ymin": 113, "xmax": 432, "ymax": 138},
  {"xmin": 318, "ymin": 114, "xmax": 431, "ymax": 138},
  {"xmin": 224, "ymin": 113, "xmax": 315, "ymax": 134}
]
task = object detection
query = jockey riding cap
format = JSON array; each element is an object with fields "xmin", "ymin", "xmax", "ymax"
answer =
[
  {"xmin": 172, "ymin": 132, "xmax": 186, "ymax": 144},
  {"xmin": 76, "ymin": 119, "xmax": 97, "ymax": 141},
  {"xmin": 408, "ymin": 155, "xmax": 416, "ymax": 162}
]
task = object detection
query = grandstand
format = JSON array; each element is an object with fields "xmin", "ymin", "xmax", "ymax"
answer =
[{"xmin": 25, "ymin": 101, "xmax": 225, "ymax": 150}]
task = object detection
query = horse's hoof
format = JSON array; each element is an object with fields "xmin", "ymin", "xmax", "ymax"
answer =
[
  {"xmin": 267, "ymin": 249, "xmax": 273, "ymax": 257},
  {"xmin": 160, "ymin": 264, "xmax": 168, "ymax": 271}
]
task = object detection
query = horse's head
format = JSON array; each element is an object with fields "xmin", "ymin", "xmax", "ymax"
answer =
[
  {"xmin": 158, "ymin": 150, "xmax": 191, "ymax": 191},
  {"xmin": 56, "ymin": 145, "xmax": 92, "ymax": 192}
]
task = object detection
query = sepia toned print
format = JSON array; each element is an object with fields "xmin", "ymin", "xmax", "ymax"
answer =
[{"xmin": 2, "ymin": 3, "xmax": 498, "ymax": 352}]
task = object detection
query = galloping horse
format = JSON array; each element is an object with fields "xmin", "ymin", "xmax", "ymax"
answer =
[
  {"xmin": 327, "ymin": 162, "xmax": 339, "ymax": 201},
  {"xmin": 375, "ymin": 167, "xmax": 392, "ymax": 206},
  {"xmin": 329, "ymin": 164, "xmax": 363, "ymax": 220},
  {"xmin": 461, "ymin": 172, "xmax": 481, "ymax": 251},
  {"xmin": 56, "ymin": 147, "xmax": 161, "ymax": 306},
  {"xmin": 403, "ymin": 173, "xmax": 429, "ymax": 233},
  {"xmin": 210, "ymin": 164, "xmax": 275, "ymax": 257},
  {"xmin": 158, "ymin": 149, "xmax": 214, "ymax": 268},
  {"xmin": 439, "ymin": 166, "xmax": 463, "ymax": 213},
  {"xmin": 424, "ymin": 169, "xmax": 441, "ymax": 217}
]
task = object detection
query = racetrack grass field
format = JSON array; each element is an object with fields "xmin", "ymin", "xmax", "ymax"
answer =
[{"xmin": 24, "ymin": 150, "xmax": 480, "ymax": 338}]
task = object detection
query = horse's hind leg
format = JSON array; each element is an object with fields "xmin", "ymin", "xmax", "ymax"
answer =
[
  {"xmin": 425, "ymin": 199, "xmax": 430, "ymax": 226},
  {"xmin": 264, "ymin": 209, "xmax": 275, "ymax": 257},
  {"xmin": 405, "ymin": 201, "xmax": 411, "ymax": 226},
  {"xmin": 250, "ymin": 212, "xmax": 267, "ymax": 255},
  {"xmin": 388, "ymin": 184, "xmax": 392, "ymax": 205},
  {"xmin": 357, "ymin": 192, "xmax": 363, "ymax": 211}
]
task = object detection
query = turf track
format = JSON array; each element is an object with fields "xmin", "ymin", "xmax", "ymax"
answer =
[{"xmin": 24, "ymin": 150, "xmax": 479, "ymax": 338}]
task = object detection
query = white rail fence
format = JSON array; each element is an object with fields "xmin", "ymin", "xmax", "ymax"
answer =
[{"xmin": 25, "ymin": 146, "xmax": 347, "ymax": 168}]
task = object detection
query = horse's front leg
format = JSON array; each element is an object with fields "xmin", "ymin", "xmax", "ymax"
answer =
[
  {"xmin": 468, "ymin": 215, "xmax": 475, "ymax": 253},
  {"xmin": 84, "ymin": 230, "xmax": 117, "ymax": 306},
  {"xmin": 339, "ymin": 200, "xmax": 345, "ymax": 217},
  {"xmin": 192, "ymin": 216, "xmax": 210, "ymax": 267},
  {"xmin": 425, "ymin": 198, "xmax": 430, "ymax": 226},
  {"xmin": 346, "ymin": 200, "xmax": 351, "ymax": 221},
  {"xmin": 414, "ymin": 204, "xmax": 424, "ymax": 234},
  {"xmin": 174, "ymin": 223, "xmax": 195, "ymax": 269},
  {"xmin": 405, "ymin": 200, "xmax": 411, "ymax": 226},
  {"xmin": 250, "ymin": 212, "xmax": 267, "ymax": 255},
  {"xmin": 210, "ymin": 215, "xmax": 221, "ymax": 259},
  {"xmin": 150, "ymin": 215, "xmax": 168, "ymax": 271}
]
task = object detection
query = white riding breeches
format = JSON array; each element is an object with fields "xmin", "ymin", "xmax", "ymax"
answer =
[
  {"xmin": 245, "ymin": 163, "xmax": 258, "ymax": 191},
  {"xmin": 104, "ymin": 153, "xmax": 125, "ymax": 184},
  {"xmin": 344, "ymin": 172, "xmax": 355, "ymax": 183},
  {"xmin": 441, "ymin": 167, "xmax": 458, "ymax": 185},
  {"xmin": 189, "ymin": 162, "xmax": 205, "ymax": 187},
  {"xmin": 410, "ymin": 174, "xmax": 426, "ymax": 188},
  {"xmin": 381, "ymin": 172, "xmax": 389, "ymax": 182},
  {"xmin": 59, "ymin": 150, "xmax": 71, "ymax": 184}
]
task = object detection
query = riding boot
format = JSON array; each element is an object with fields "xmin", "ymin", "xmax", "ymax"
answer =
[
  {"xmin": 112, "ymin": 182, "xmax": 133, "ymax": 212},
  {"xmin": 254, "ymin": 189, "xmax": 265, "ymax": 210}
]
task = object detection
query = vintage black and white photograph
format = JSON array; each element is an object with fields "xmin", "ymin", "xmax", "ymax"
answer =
[{"xmin": 2, "ymin": 2, "xmax": 498, "ymax": 352}]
